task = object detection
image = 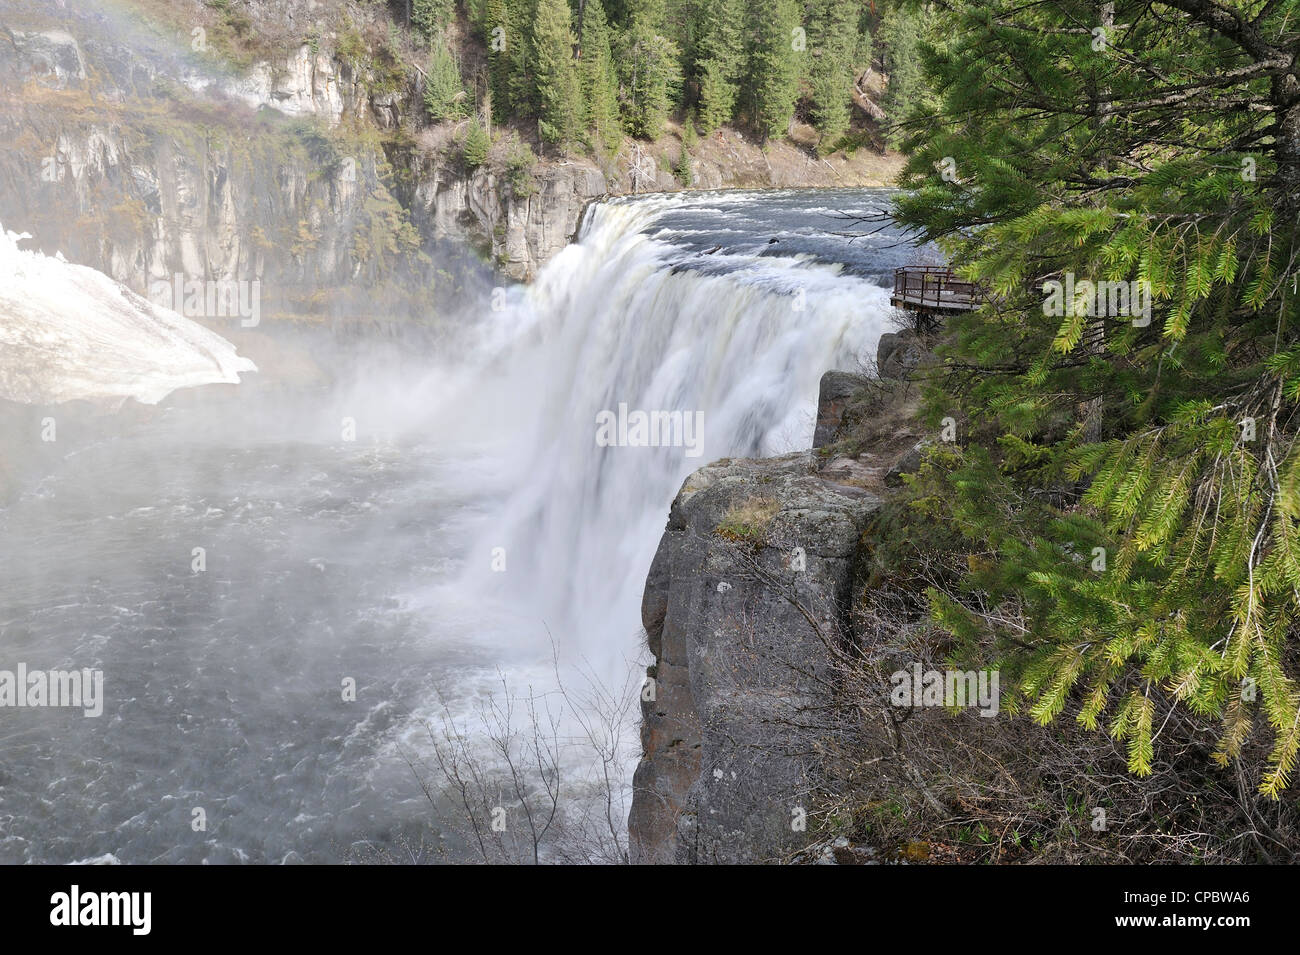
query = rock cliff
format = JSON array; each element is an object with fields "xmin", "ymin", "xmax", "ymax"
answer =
[
  {"xmin": 630, "ymin": 332, "xmax": 936, "ymax": 864},
  {"xmin": 629, "ymin": 450, "xmax": 880, "ymax": 863}
]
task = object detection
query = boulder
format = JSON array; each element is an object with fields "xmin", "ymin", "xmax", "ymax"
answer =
[
  {"xmin": 812, "ymin": 370, "xmax": 870, "ymax": 448},
  {"xmin": 876, "ymin": 328, "xmax": 921, "ymax": 380},
  {"xmin": 885, "ymin": 439, "xmax": 931, "ymax": 487}
]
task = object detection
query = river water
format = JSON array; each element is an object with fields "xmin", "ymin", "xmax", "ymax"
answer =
[{"xmin": 0, "ymin": 187, "xmax": 913, "ymax": 863}]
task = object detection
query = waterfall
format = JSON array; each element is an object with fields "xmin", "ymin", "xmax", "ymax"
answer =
[{"xmin": 450, "ymin": 192, "xmax": 899, "ymax": 680}]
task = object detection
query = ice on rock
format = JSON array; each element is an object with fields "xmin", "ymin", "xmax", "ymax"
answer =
[{"xmin": 0, "ymin": 225, "xmax": 256, "ymax": 405}]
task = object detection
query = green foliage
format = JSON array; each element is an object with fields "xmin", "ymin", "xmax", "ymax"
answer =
[
  {"xmin": 619, "ymin": 13, "xmax": 680, "ymax": 140},
  {"xmin": 484, "ymin": 0, "xmax": 513, "ymax": 117},
  {"xmin": 694, "ymin": 0, "xmax": 744, "ymax": 133},
  {"xmin": 887, "ymin": 0, "xmax": 1300, "ymax": 796},
  {"xmin": 423, "ymin": 32, "xmax": 469, "ymax": 122},
  {"xmin": 405, "ymin": 0, "xmax": 888, "ymax": 149},
  {"xmin": 681, "ymin": 110, "xmax": 698, "ymax": 148},
  {"xmin": 533, "ymin": 0, "xmax": 580, "ymax": 148},
  {"xmin": 462, "ymin": 117, "xmax": 490, "ymax": 168},
  {"xmin": 743, "ymin": 0, "xmax": 801, "ymax": 140},
  {"xmin": 579, "ymin": 0, "xmax": 623, "ymax": 151},
  {"xmin": 806, "ymin": 0, "xmax": 858, "ymax": 152},
  {"xmin": 876, "ymin": 2, "xmax": 926, "ymax": 148},
  {"xmin": 411, "ymin": 0, "xmax": 457, "ymax": 38},
  {"xmin": 500, "ymin": 131, "xmax": 538, "ymax": 193},
  {"xmin": 509, "ymin": 0, "xmax": 540, "ymax": 119},
  {"xmin": 674, "ymin": 144, "xmax": 693, "ymax": 184}
]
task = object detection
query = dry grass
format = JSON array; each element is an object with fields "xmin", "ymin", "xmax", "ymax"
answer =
[{"xmin": 716, "ymin": 496, "xmax": 781, "ymax": 543}]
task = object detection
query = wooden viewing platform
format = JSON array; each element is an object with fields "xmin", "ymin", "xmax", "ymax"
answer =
[{"xmin": 890, "ymin": 266, "xmax": 982, "ymax": 315}]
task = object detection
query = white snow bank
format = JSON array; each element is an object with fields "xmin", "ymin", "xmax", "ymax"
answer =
[{"xmin": 0, "ymin": 226, "xmax": 256, "ymax": 405}]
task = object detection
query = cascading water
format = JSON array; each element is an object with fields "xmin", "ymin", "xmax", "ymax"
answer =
[
  {"xmin": 0, "ymin": 187, "xmax": 912, "ymax": 863},
  {"xmin": 460, "ymin": 192, "xmax": 902, "ymax": 686}
]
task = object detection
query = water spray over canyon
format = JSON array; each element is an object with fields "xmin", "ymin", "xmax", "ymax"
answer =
[{"xmin": 0, "ymin": 188, "xmax": 907, "ymax": 862}]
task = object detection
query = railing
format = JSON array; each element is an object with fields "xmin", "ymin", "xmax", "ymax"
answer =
[{"xmin": 891, "ymin": 266, "xmax": 981, "ymax": 312}]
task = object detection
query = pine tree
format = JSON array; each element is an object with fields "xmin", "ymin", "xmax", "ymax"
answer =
[
  {"xmin": 806, "ymin": 0, "xmax": 858, "ymax": 152},
  {"xmin": 695, "ymin": 0, "xmax": 744, "ymax": 133},
  {"xmin": 619, "ymin": 1, "xmax": 679, "ymax": 140},
  {"xmin": 876, "ymin": 3, "xmax": 924, "ymax": 148},
  {"xmin": 886, "ymin": 0, "xmax": 1300, "ymax": 795},
  {"xmin": 579, "ymin": 0, "xmax": 622, "ymax": 151},
  {"xmin": 509, "ymin": 0, "xmax": 540, "ymax": 119},
  {"xmin": 484, "ymin": 0, "xmax": 513, "ymax": 117},
  {"xmin": 744, "ymin": 0, "xmax": 800, "ymax": 141},
  {"xmin": 462, "ymin": 116, "xmax": 490, "ymax": 168},
  {"xmin": 411, "ymin": 0, "xmax": 457, "ymax": 39},
  {"xmin": 423, "ymin": 31, "xmax": 469, "ymax": 122},
  {"xmin": 533, "ymin": 0, "xmax": 581, "ymax": 149}
]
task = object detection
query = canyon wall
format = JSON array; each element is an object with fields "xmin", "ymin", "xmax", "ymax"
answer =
[{"xmin": 0, "ymin": 1, "xmax": 900, "ymax": 305}]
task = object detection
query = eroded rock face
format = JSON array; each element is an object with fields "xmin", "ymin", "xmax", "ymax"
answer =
[
  {"xmin": 0, "ymin": 28, "xmax": 87, "ymax": 90},
  {"xmin": 411, "ymin": 161, "xmax": 607, "ymax": 282},
  {"xmin": 629, "ymin": 452, "xmax": 879, "ymax": 863},
  {"xmin": 876, "ymin": 328, "xmax": 921, "ymax": 380},
  {"xmin": 813, "ymin": 370, "xmax": 871, "ymax": 449}
]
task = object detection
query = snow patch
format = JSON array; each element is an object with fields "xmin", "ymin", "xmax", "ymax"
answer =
[{"xmin": 0, "ymin": 227, "xmax": 256, "ymax": 405}]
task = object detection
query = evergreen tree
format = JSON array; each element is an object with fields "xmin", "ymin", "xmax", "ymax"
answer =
[
  {"xmin": 619, "ymin": 11, "xmax": 679, "ymax": 140},
  {"xmin": 423, "ymin": 31, "xmax": 469, "ymax": 122},
  {"xmin": 806, "ymin": 0, "xmax": 858, "ymax": 152},
  {"xmin": 694, "ymin": 0, "xmax": 744, "ymax": 133},
  {"xmin": 887, "ymin": 0, "xmax": 1300, "ymax": 795},
  {"xmin": 744, "ymin": 0, "xmax": 801, "ymax": 140},
  {"xmin": 876, "ymin": 3, "xmax": 924, "ymax": 148},
  {"xmin": 411, "ymin": 0, "xmax": 457, "ymax": 38},
  {"xmin": 462, "ymin": 116, "xmax": 491, "ymax": 168},
  {"xmin": 533, "ymin": 0, "xmax": 581, "ymax": 148},
  {"xmin": 579, "ymin": 0, "xmax": 623, "ymax": 150},
  {"xmin": 509, "ymin": 0, "xmax": 540, "ymax": 119},
  {"xmin": 484, "ymin": 0, "xmax": 513, "ymax": 117}
]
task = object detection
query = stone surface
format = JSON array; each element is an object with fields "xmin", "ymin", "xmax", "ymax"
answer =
[
  {"xmin": 885, "ymin": 438, "xmax": 931, "ymax": 487},
  {"xmin": 629, "ymin": 452, "xmax": 880, "ymax": 864},
  {"xmin": 412, "ymin": 161, "xmax": 608, "ymax": 282},
  {"xmin": 813, "ymin": 370, "xmax": 871, "ymax": 449},
  {"xmin": 876, "ymin": 328, "xmax": 921, "ymax": 379},
  {"xmin": 0, "ymin": 28, "xmax": 86, "ymax": 89}
]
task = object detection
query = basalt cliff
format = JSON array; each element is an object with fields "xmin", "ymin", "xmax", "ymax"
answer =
[
  {"xmin": 0, "ymin": 0, "xmax": 900, "ymax": 318},
  {"xmin": 628, "ymin": 334, "xmax": 943, "ymax": 865}
]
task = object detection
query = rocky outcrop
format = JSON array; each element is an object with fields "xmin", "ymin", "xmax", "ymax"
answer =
[
  {"xmin": 876, "ymin": 328, "xmax": 922, "ymax": 380},
  {"xmin": 0, "ymin": 28, "xmax": 86, "ymax": 89},
  {"xmin": 410, "ymin": 159, "xmax": 607, "ymax": 281},
  {"xmin": 813, "ymin": 370, "xmax": 871, "ymax": 449},
  {"xmin": 0, "ymin": 4, "xmax": 452, "ymax": 320},
  {"xmin": 207, "ymin": 44, "xmax": 373, "ymax": 126},
  {"xmin": 0, "ymin": 0, "xmax": 903, "ymax": 298},
  {"xmin": 629, "ymin": 451, "xmax": 880, "ymax": 863}
]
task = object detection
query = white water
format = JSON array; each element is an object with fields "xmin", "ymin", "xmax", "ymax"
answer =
[{"xmin": 409, "ymin": 194, "xmax": 898, "ymax": 691}]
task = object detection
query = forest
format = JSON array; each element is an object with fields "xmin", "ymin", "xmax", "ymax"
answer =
[{"xmin": 406, "ymin": 0, "xmax": 926, "ymax": 154}]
